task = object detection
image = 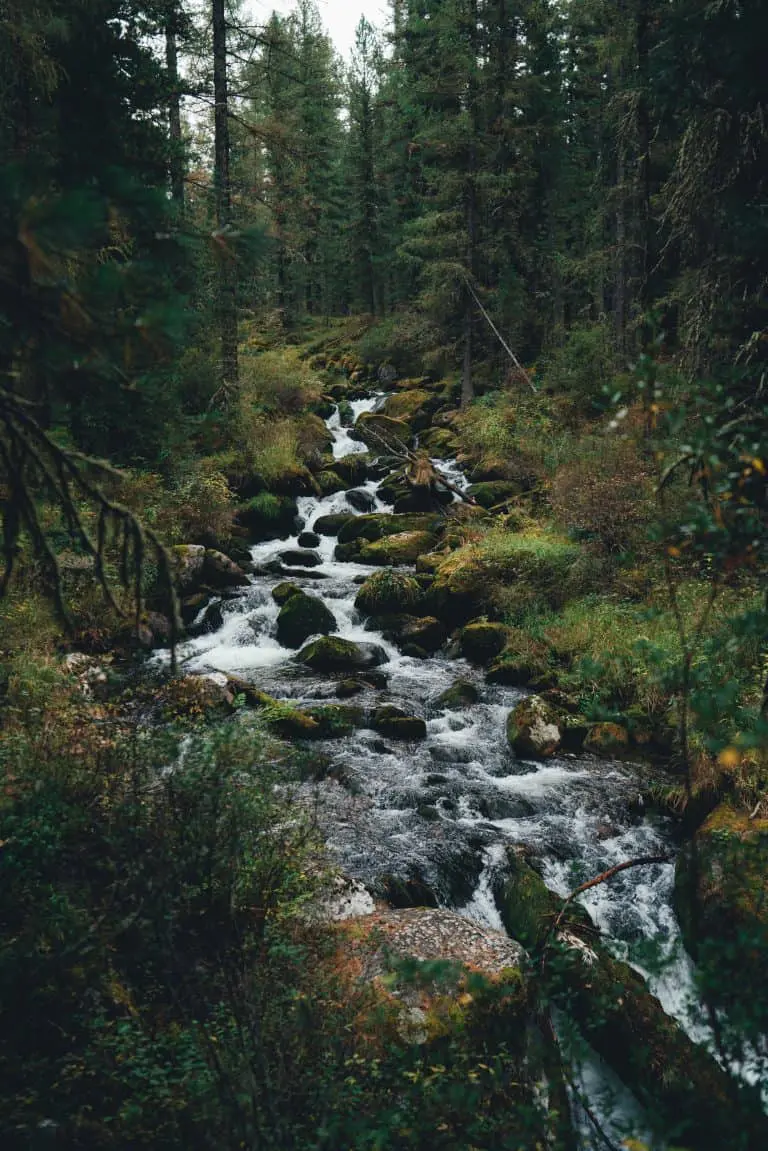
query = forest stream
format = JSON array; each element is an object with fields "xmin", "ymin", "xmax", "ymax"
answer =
[{"xmin": 165, "ymin": 394, "xmax": 715, "ymax": 1147}]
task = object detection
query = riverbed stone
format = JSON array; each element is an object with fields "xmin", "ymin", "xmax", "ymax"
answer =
[
  {"xmin": 280, "ymin": 548, "xmax": 323, "ymax": 568},
  {"xmin": 418, "ymin": 427, "xmax": 460, "ymax": 458},
  {"xmin": 507, "ymin": 696, "xmax": 562, "ymax": 759},
  {"xmin": 298, "ymin": 530, "xmax": 321, "ymax": 549},
  {"xmin": 346, "ymin": 487, "xmax": 376, "ymax": 513},
  {"xmin": 466, "ymin": 480, "xmax": 523, "ymax": 509},
  {"xmin": 434, "ymin": 679, "xmax": 479, "ymax": 711},
  {"xmin": 460, "ymin": 621, "xmax": 510, "ymax": 665},
  {"xmin": 315, "ymin": 469, "xmax": 346, "ymax": 495},
  {"xmin": 358, "ymin": 530, "xmax": 438, "ymax": 566},
  {"xmin": 381, "ymin": 388, "xmax": 433, "ymax": 431},
  {"xmin": 583, "ymin": 722, "xmax": 631, "ymax": 757},
  {"xmin": 354, "ymin": 569, "xmax": 422, "ymax": 616},
  {"xmin": 304, "ymin": 704, "xmax": 365, "ymax": 737},
  {"xmin": 296, "ymin": 636, "xmax": 388, "ymax": 672},
  {"xmin": 203, "ymin": 549, "xmax": 250, "ymax": 589},
  {"xmin": 313, "ymin": 513, "xmax": 354, "ymax": 536},
  {"xmin": 234, "ymin": 492, "xmax": 299, "ymax": 541},
  {"xmin": 333, "ymin": 454, "xmax": 370, "ymax": 485},
  {"xmin": 335, "ymin": 678, "xmax": 367, "ymax": 698},
  {"xmin": 372, "ymin": 705, "xmax": 427, "ymax": 740},
  {"xmin": 337, "ymin": 511, "xmax": 441, "ymax": 546},
  {"xmin": 276, "ymin": 591, "xmax": 338, "ymax": 649}
]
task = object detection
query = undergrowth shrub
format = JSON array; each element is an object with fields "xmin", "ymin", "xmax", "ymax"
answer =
[
  {"xmin": 538, "ymin": 321, "xmax": 618, "ymax": 409},
  {"xmin": 355, "ymin": 311, "xmax": 442, "ymax": 376},
  {"xmin": 239, "ymin": 347, "xmax": 324, "ymax": 415}
]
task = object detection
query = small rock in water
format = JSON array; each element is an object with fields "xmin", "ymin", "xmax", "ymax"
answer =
[
  {"xmin": 373, "ymin": 705, "xmax": 427, "ymax": 741},
  {"xmin": 336, "ymin": 678, "xmax": 366, "ymax": 698},
  {"xmin": 378, "ymin": 874, "xmax": 439, "ymax": 909},
  {"xmin": 298, "ymin": 530, "xmax": 321, "ymax": 549},
  {"xmin": 296, "ymin": 636, "xmax": 388, "ymax": 672},
  {"xmin": 280, "ymin": 549, "xmax": 323, "ymax": 567},
  {"xmin": 346, "ymin": 487, "xmax": 376, "ymax": 513},
  {"xmin": 276, "ymin": 591, "xmax": 338, "ymax": 649},
  {"xmin": 434, "ymin": 679, "xmax": 479, "ymax": 711},
  {"xmin": 313, "ymin": 513, "xmax": 354, "ymax": 536}
]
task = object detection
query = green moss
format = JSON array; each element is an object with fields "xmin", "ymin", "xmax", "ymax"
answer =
[
  {"xmin": 583, "ymin": 722, "xmax": 630, "ymax": 757},
  {"xmin": 418, "ymin": 427, "xmax": 460, "ymax": 458},
  {"xmin": 304, "ymin": 705, "xmax": 365, "ymax": 737},
  {"xmin": 337, "ymin": 512, "xmax": 441, "ymax": 546},
  {"xmin": 296, "ymin": 636, "xmax": 386, "ymax": 672},
  {"xmin": 434, "ymin": 680, "xmax": 479, "ymax": 711},
  {"xmin": 466, "ymin": 481, "xmax": 523, "ymax": 509},
  {"xmin": 506, "ymin": 696, "xmax": 562, "ymax": 759},
  {"xmin": 381, "ymin": 388, "xmax": 433, "ymax": 430},
  {"xmin": 315, "ymin": 470, "xmax": 346, "ymax": 495},
  {"xmin": 354, "ymin": 412, "xmax": 413, "ymax": 452},
  {"xmin": 354, "ymin": 570, "xmax": 422, "ymax": 616},
  {"xmin": 272, "ymin": 582, "xmax": 302, "ymax": 605}
]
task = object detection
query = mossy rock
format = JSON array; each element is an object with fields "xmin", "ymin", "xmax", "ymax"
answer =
[
  {"xmin": 271, "ymin": 581, "xmax": 302, "ymax": 606},
  {"xmin": 507, "ymin": 696, "xmax": 562, "ymax": 759},
  {"xmin": 276, "ymin": 591, "xmax": 338, "ymax": 649},
  {"xmin": 269, "ymin": 463, "xmax": 317, "ymax": 497},
  {"xmin": 354, "ymin": 412, "xmax": 413, "ymax": 453},
  {"xmin": 335, "ymin": 678, "xmax": 367, "ymax": 698},
  {"xmin": 235, "ymin": 492, "xmax": 299, "ymax": 541},
  {"xmin": 359, "ymin": 530, "xmax": 438, "ymax": 566},
  {"xmin": 355, "ymin": 569, "xmax": 422, "ymax": 616},
  {"xmin": 171, "ymin": 544, "xmax": 206, "ymax": 592},
  {"xmin": 304, "ymin": 704, "xmax": 365, "ymax": 738},
  {"xmin": 373, "ymin": 705, "xmax": 427, "ymax": 741},
  {"xmin": 266, "ymin": 706, "xmax": 322, "ymax": 740},
  {"xmin": 418, "ymin": 427, "xmax": 461, "ymax": 459},
  {"xmin": 434, "ymin": 679, "xmax": 479, "ymax": 711},
  {"xmin": 296, "ymin": 636, "xmax": 388, "ymax": 672},
  {"xmin": 298, "ymin": 530, "xmax": 321, "ymax": 549},
  {"xmin": 313, "ymin": 513, "xmax": 355, "ymax": 536},
  {"xmin": 334, "ymin": 540, "xmax": 363, "ymax": 562},
  {"xmin": 280, "ymin": 548, "xmax": 322, "ymax": 568},
  {"xmin": 397, "ymin": 616, "xmax": 447, "ymax": 653},
  {"xmin": 381, "ymin": 388, "xmax": 434, "ymax": 431},
  {"xmin": 675, "ymin": 803, "xmax": 768, "ymax": 1040},
  {"xmin": 495, "ymin": 851, "xmax": 768, "ymax": 1151},
  {"xmin": 315, "ymin": 470, "xmax": 346, "ymax": 496},
  {"xmin": 583, "ymin": 722, "xmax": 631, "ymax": 757},
  {"xmin": 486, "ymin": 642, "xmax": 553, "ymax": 687},
  {"xmin": 337, "ymin": 511, "xmax": 441, "ymax": 546},
  {"xmin": 460, "ymin": 622, "xmax": 510, "ymax": 665},
  {"xmin": 203, "ymin": 549, "xmax": 250, "ymax": 589},
  {"xmin": 466, "ymin": 481, "xmax": 523, "ymax": 510},
  {"xmin": 334, "ymin": 454, "xmax": 370, "ymax": 485}
]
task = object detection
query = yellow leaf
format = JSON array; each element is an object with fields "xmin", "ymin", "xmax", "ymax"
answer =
[
  {"xmin": 717, "ymin": 746, "xmax": 741, "ymax": 770},
  {"xmin": 667, "ymin": 546, "xmax": 681, "ymax": 558}
]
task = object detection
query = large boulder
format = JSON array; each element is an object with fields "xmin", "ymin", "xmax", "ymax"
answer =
[
  {"xmin": 315, "ymin": 469, "xmax": 346, "ymax": 496},
  {"xmin": 337, "ymin": 511, "xmax": 441, "ymax": 546},
  {"xmin": 459, "ymin": 621, "xmax": 510, "ymax": 665},
  {"xmin": 359, "ymin": 530, "xmax": 438, "ymax": 566},
  {"xmin": 346, "ymin": 487, "xmax": 376, "ymax": 513},
  {"xmin": 372, "ymin": 705, "xmax": 427, "ymax": 740},
  {"xmin": 354, "ymin": 412, "xmax": 413, "ymax": 453},
  {"xmin": 395, "ymin": 616, "xmax": 447, "ymax": 653},
  {"xmin": 171, "ymin": 544, "xmax": 206, "ymax": 593},
  {"xmin": 271, "ymin": 581, "xmax": 302, "ymax": 605},
  {"xmin": 354, "ymin": 569, "xmax": 423, "ymax": 616},
  {"xmin": 276, "ymin": 591, "xmax": 337, "ymax": 649},
  {"xmin": 313, "ymin": 513, "xmax": 355, "ymax": 536},
  {"xmin": 418, "ymin": 427, "xmax": 460, "ymax": 459},
  {"xmin": 583, "ymin": 722, "xmax": 631, "ymax": 757},
  {"xmin": 203, "ymin": 549, "xmax": 250, "ymax": 589},
  {"xmin": 506, "ymin": 696, "xmax": 562, "ymax": 759},
  {"xmin": 280, "ymin": 548, "xmax": 323, "ymax": 568},
  {"xmin": 434, "ymin": 679, "xmax": 479, "ymax": 711},
  {"xmin": 334, "ymin": 454, "xmax": 370, "ymax": 485},
  {"xmin": 381, "ymin": 388, "xmax": 434, "ymax": 431},
  {"xmin": 296, "ymin": 636, "xmax": 388, "ymax": 672},
  {"xmin": 466, "ymin": 480, "xmax": 523, "ymax": 509}
]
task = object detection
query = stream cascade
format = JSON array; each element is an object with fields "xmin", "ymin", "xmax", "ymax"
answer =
[{"xmin": 172, "ymin": 393, "xmax": 715, "ymax": 1147}]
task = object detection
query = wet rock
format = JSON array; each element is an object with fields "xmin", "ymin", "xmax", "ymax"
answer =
[
  {"xmin": 345, "ymin": 487, "xmax": 376, "ymax": 513},
  {"xmin": 187, "ymin": 599, "xmax": 224, "ymax": 637},
  {"xmin": 276, "ymin": 591, "xmax": 338, "ymax": 649},
  {"xmin": 180, "ymin": 591, "xmax": 209, "ymax": 626},
  {"xmin": 507, "ymin": 696, "xmax": 562, "ymax": 759},
  {"xmin": 304, "ymin": 704, "xmax": 365, "ymax": 737},
  {"xmin": 381, "ymin": 388, "xmax": 434, "ymax": 431},
  {"xmin": 460, "ymin": 621, "xmax": 510, "ymax": 665},
  {"xmin": 337, "ymin": 511, "xmax": 441, "ymax": 546},
  {"xmin": 298, "ymin": 530, "xmax": 321, "ymax": 549},
  {"xmin": 296, "ymin": 636, "xmax": 388, "ymax": 672},
  {"xmin": 203, "ymin": 549, "xmax": 250, "ymax": 589},
  {"xmin": 378, "ymin": 874, "xmax": 439, "ymax": 908},
  {"xmin": 354, "ymin": 569, "xmax": 422, "ymax": 615},
  {"xmin": 486, "ymin": 639, "xmax": 553, "ymax": 687},
  {"xmin": 312, "ymin": 874, "xmax": 376, "ymax": 921},
  {"xmin": 583, "ymin": 722, "xmax": 631, "ymax": 757},
  {"xmin": 171, "ymin": 544, "xmax": 206, "ymax": 592},
  {"xmin": 271, "ymin": 581, "xmax": 302, "ymax": 605},
  {"xmin": 372, "ymin": 705, "xmax": 427, "ymax": 741},
  {"xmin": 434, "ymin": 679, "xmax": 479, "ymax": 711},
  {"xmin": 466, "ymin": 480, "xmax": 523, "ymax": 509},
  {"xmin": 158, "ymin": 672, "xmax": 234, "ymax": 718},
  {"xmin": 280, "ymin": 548, "xmax": 323, "ymax": 568},
  {"xmin": 354, "ymin": 411, "xmax": 413, "ymax": 452},
  {"xmin": 359, "ymin": 530, "xmax": 439, "ymax": 566},
  {"xmin": 397, "ymin": 616, "xmax": 446, "ymax": 653},
  {"xmin": 333, "ymin": 454, "xmax": 370, "ymax": 485},
  {"xmin": 313, "ymin": 513, "xmax": 355, "ymax": 536},
  {"xmin": 277, "ymin": 565, "xmax": 328, "ymax": 580}
]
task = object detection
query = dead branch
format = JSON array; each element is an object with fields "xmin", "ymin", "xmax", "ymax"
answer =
[{"xmin": 360, "ymin": 421, "xmax": 476, "ymax": 505}]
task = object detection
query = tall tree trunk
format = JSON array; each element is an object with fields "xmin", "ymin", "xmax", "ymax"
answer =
[
  {"xmin": 614, "ymin": 139, "xmax": 627, "ymax": 350},
  {"xmin": 462, "ymin": 0, "xmax": 478, "ymax": 408},
  {"xmin": 212, "ymin": 0, "xmax": 238, "ymax": 397},
  {"xmin": 165, "ymin": 5, "xmax": 184, "ymax": 209},
  {"xmin": 636, "ymin": 1, "xmax": 651, "ymax": 323}
]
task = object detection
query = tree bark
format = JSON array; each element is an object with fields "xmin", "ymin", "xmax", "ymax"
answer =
[
  {"xmin": 165, "ymin": 5, "xmax": 184, "ymax": 210},
  {"xmin": 212, "ymin": 0, "xmax": 238, "ymax": 397}
]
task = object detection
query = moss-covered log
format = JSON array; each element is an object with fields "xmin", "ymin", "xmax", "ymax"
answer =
[{"xmin": 495, "ymin": 851, "xmax": 768, "ymax": 1151}]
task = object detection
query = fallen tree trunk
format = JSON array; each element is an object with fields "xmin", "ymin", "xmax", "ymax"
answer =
[{"xmin": 495, "ymin": 849, "xmax": 768, "ymax": 1151}]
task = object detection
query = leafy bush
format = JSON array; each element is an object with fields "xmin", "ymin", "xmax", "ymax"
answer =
[
  {"xmin": 538, "ymin": 321, "xmax": 618, "ymax": 408},
  {"xmin": 239, "ymin": 347, "xmax": 324, "ymax": 415},
  {"xmin": 356, "ymin": 311, "xmax": 442, "ymax": 376}
]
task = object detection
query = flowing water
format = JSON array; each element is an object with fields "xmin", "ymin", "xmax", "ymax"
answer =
[{"xmin": 172, "ymin": 395, "xmax": 717, "ymax": 1147}]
